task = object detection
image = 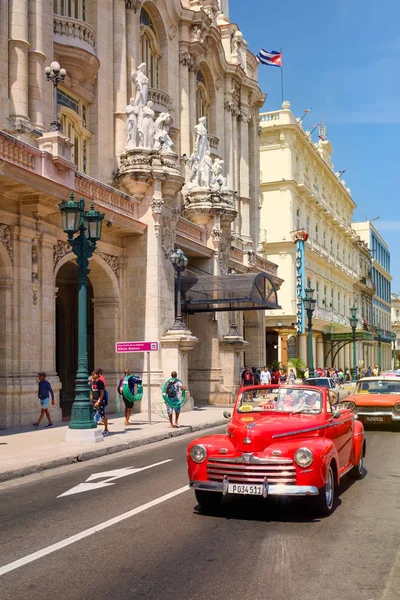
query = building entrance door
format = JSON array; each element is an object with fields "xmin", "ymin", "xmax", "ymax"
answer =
[{"xmin": 55, "ymin": 261, "xmax": 94, "ymax": 418}]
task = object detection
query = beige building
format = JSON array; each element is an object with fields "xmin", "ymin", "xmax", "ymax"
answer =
[
  {"xmin": 0, "ymin": 0, "xmax": 282, "ymax": 429},
  {"xmin": 259, "ymin": 101, "xmax": 375, "ymax": 372},
  {"xmin": 391, "ymin": 294, "xmax": 400, "ymax": 368}
]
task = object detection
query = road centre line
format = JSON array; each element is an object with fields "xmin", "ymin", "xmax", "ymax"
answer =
[{"xmin": 0, "ymin": 485, "xmax": 190, "ymax": 577}]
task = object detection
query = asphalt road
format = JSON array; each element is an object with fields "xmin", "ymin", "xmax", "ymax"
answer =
[{"xmin": 1, "ymin": 426, "xmax": 400, "ymax": 600}]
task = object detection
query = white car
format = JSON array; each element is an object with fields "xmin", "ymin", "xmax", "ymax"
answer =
[{"xmin": 303, "ymin": 377, "xmax": 345, "ymax": 402}]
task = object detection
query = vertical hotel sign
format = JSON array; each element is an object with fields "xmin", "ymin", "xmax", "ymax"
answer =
[{"xmin": 293, "ymin": 231, "xmax": 308, "ymax": 335}]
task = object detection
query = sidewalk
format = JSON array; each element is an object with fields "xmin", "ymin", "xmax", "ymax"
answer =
[{"xmin": 0, "ymin": 407, "xmax": 229, "ymax": 482}]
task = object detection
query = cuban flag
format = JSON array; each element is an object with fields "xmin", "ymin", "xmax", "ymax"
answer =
[{"xmin": 257, "ymin": 49, "xmax": 282, "ymax": 68}]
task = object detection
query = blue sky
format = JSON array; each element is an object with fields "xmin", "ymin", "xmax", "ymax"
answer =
[{"xmin": 230, "ymin": 0, "xmax": 400, "ymax": 291}]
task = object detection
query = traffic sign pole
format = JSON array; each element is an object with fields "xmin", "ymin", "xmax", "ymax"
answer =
[{"xmin": 147, "ymin": 351, "xmax": 151, "ymax": 425}]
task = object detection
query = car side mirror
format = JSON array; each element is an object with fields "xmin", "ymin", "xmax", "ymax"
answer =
[
  {"xmin": 332, "ymin": 410, "xmax": 341, "ymax": 419},
  {"xmin": 223, "ymin": 410, "xmax": 231, "ymax": 419}
]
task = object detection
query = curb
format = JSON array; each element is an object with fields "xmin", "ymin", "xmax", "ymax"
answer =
[{"xmin": 0, "ymin": 419, "xmax": 227, "ymax": 483}]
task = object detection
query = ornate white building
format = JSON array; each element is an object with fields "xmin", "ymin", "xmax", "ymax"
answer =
[
  {"xmin": 0, "ymin": 0, "xmax": 282, "ymax": 428},
  {"xmin": 259, "ymin": 101, "xmax": 377, "ymax": 371}
]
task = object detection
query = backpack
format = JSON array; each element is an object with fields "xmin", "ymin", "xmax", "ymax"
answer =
[{"xmin": 166, "ymin": 379, "xmax": 178, "ymax": 399}]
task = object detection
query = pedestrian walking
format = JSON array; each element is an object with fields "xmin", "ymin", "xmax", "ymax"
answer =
[
  {"xmin": 118, "ymin": 368, "xmax": 142, "ymax": 426},
  {"xmin": 288, "ymin": 368, "xmax": 296, "ymax": 384},
  {"xmin": 33, "ymin": 372, "xmax": 55, "ymax": 429},
  {"xmin": 345, "ymin": 368, "xmax": 351, "ymax": 382},
  {"xmin": 338, "ymin": 369, "xmax": 344, "ymax": 388},
  {"xmin": 372, "ymin": 365, "xmax": 378, "ymax": 376},
  {"xmin": 260, "ymin": 366, "xmax": 271, "ymax": 385},
  {"xmin": 164, "ymin": 371, "xmax": 185, "ymax": 428},
  {"xmin": 90, "ymin": 369, "xmax": 109, "ymax": 436}
]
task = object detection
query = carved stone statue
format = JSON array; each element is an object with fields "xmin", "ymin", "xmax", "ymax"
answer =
[
  {"xmin": 194, "ymin": 116, "xmax": 210, "ymax": 161},
  {"xmin": 231, "ymin": 31, "xmax": 244, "ymax": 68},
  {"xmin": 125, "ymin": 98, "xmax": 139, "ymax": 150},
  {"xmin": 132, "ymin": 63, "xmax": 149, "ymax": 110},
  {"xmin": 153, "ymin": 112, "xmax": 174, "ymax": 152},
  {"xmin": 211, "ymin": 158, "xmax": 228, "ymax": 190},
  {"xmin": 139, "ymin": 101, "xmax": 155, "ymax": 148},
  {"xmin": 200, "ymin": 150, "xmax": 213, "ymax": 187}
]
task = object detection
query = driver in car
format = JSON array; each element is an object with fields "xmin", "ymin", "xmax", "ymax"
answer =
[
  {"xmin": 277, "ymin": 389, "xmax": 300, "ymax": 411},
  {"xmin": 302, "ymin": 392, "xmax": 321, "ymax": 411}
]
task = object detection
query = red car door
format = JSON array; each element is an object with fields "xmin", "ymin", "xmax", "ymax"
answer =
[{"xmin": 325, "ymin": 394, "xmax": 353, "ymax": 469}]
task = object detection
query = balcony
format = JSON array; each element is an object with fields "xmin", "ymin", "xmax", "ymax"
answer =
[
  {"xmin": 54, "ymin": 15, "xmax": 96, "ymax": 54},
  {"xmin": 148, "ymin": 88, "xmax": 172, "ymax": 113}
]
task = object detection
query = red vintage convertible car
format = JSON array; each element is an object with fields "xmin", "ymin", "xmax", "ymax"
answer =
[{"xmin": 187, "ymin": 384, "xmax": 366, "ymax": 516}]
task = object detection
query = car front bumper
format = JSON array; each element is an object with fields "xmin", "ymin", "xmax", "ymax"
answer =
[
  {"xmin": 189, "ymin": 480, "xmax": 319, "ymax": 497},
  {"xmin": 356, "ymin": 411, "xmax": 400, "ymax": 421}
]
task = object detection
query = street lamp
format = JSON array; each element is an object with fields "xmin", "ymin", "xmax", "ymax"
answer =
[
  {"xmin": 45, "ymin": 61, "xmax": 66, "ymax": 131},
  {"xmin": 59, "ymin": 192, "xmax": 104, "ymax": 433},
  {"xmin": 391, "ymin": 331, "xmax": 397, "ymax": 370},
  {"xmin": 169, "ymin": 248, "xmax": 188, "ymax": 330},
  {"xmin": 227, "ymin": 267, "xmax": 240, "ymax": 336},
  {"xmin": 349, "ymin": 305, "xmax": 358, "ymax": 382},
  {"xmin": 376, "ymin": 324, "xmax": 383, "ymax": 374},
  {"xmin": 303, "ymin": 288, "xmax": 316, "ymax": 378}
]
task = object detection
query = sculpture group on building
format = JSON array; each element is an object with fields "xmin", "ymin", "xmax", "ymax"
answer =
[
  {"xmin": 188, "ymin": 117, "xmax": 228, "ymax": 191},
  {"xmin": 125, "ymin": 63, "xmax": 174, "ymax": 153}
]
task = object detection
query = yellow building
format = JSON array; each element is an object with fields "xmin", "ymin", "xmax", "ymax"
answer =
[{"xmin": 259, "ymin": 101, "xmax": 375, "ymax": 371}]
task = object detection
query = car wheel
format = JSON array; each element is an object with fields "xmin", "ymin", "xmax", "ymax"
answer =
[
  {"xmin": 313, "ymin": 464, "xmax": 335, "ymax": 517},
  {"xmin": 349, "ymin": 453, "xmax": 364, "ymax": 480},
  {"xmin": 195, "ymin": 490, "xmax": 222, "ymax": 509}
]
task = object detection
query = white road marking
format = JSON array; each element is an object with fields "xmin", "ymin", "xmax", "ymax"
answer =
[
  {"xmin": 0, "ymin": 485, "xmax": 190, "ymax": 577},
  {"xmin": 57, "ymin": 459, "xmax": 173, "ymax": 497}
]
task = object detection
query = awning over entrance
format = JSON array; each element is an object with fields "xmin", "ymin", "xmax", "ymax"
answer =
[{"xmin": 181, "ymin": 272, "xmax": 280, "ymax": 314}]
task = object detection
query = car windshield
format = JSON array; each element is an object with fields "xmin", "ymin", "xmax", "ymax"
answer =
[
  {"xmin": 355, "ymin": 380, "xmax": 400, "ymax": 394},
  {"xmin": 237, "ymin": 386, "xmax": 323, "ymax": 414},
  {"xmin": 304, "ymin": 378, "xmax": 329, "ymax": 388}
]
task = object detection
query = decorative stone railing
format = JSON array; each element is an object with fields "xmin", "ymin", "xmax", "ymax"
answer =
[
  {"xmin": 75, "ymin": 173, "xmax": 139, "ymax": 219},
  {"xmin": 0, "ymin": 131, "xmax": 40, "ymax": 172},
  {"xmin": 254, "ymin": 255, "xmax": 278, "ymax": 276},
  {"xmin": 53, "ymin": 15, "xmax": 96, "ymax": 51},
  {"xmin": 229, "ymin": 247, "xmax": 244, "ymax": 264},
  {"xmin": 260, "ymin": 112, "xmax": 280, "ymax": 122},
  {"xmin": 176, "ymin": 217, "xmax": 207, "ymax": 245},
  {"xmin": 148, "ymin": 88, "xmax": 172, "ymax": 111}
]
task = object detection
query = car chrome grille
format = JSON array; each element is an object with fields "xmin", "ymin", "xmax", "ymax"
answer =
[
  {"xmin": 207, "ymin": 457, "xmax": 297, "ymax": 484},
  {"xmin": 357, "ymin": 406, "xmax": 394, "ymax": 413}
]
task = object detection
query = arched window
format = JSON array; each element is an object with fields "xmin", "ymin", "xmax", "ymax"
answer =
[
  {"xmin": 53, "ymin": 0, "xmax": 86, "ymax": 20},
  {"xmin": 196, "ymin": 69, "xmax": 210, "ymax": 124},
  {"xmin": 58, "ymin": 88, "xmax": 91, "ymax": 174},
  {"xmin": 140, "ymin": 7, "xmax": 161, "ymax": 89}
]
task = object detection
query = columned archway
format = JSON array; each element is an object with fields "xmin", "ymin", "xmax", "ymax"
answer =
[{"xmin": 54, "ymin": 253, "xmax": 120, "ymax": 418}]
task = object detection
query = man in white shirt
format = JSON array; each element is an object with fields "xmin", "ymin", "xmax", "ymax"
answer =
[{"xmin": 260, "ymin": 366, "xmax": 271, "ymax": 385}]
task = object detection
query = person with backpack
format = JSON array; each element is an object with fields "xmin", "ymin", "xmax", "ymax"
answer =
[
  {"xmin": 90, "ymin": 369, "xmax": 109, "ymax": 436},
  {"xmin": 118, "ymin": 368, "xmax": 142, "ymax": 426},
  {"xmin": 165, "ymin": 371, "xmax": 185, "ymax": 428}
]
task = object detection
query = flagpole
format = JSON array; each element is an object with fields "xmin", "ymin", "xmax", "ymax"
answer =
[{"xmin": 280, "ymin": 47, "xmax": 284, "ymax": 103}]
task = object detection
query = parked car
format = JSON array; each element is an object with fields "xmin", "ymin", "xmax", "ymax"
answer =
[
  {"xmin": 303, "ymin": 377, "xmax": 345, "ymax": 401},
  {"xmin": 342, "ymin": 376, "xmax": 400, "ymax": 425},
  {"xmin": 187, "ymin": 384, "xmax": 365, "ymax": 516}
]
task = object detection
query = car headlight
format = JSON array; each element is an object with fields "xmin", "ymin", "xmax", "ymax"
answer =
[
  {"xmin": 294, "ymin": 447, "xmax": 314, "ymax": 468},
  {"xmin": 190, "ymin": 444, "xmax": 207, "ymax": 463},
  {"xmin": 341, "ymin": 401, "xmax": 355, "ymax": 410},
  {"xmin": 394, "ymin": 403, "xmax": 400, "ymax": 413}
]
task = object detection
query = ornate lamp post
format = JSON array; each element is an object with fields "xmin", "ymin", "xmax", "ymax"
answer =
[
  {"xmin": 169, "ymin": 248, "xmax": 188, "ymax": 330},
  {"xmin": 45, "ymin": 61, "xmax": 66, "ymax": 131},
  {"xmin": 349, "ymin": 305, "xmax": 358, "ymax": 382},
  {"xmin": 59, "ymin": 192, "xmax": 104, "ymax": 435},
  {"xmin": 376, "ymin": 325, "xmax": 383, "ymax": 374},
  {"xmin": 227, "ymin": 267, "xmax": 240, "ymax": 336},
  {"xmin": 303, "ymin": 288, "xmax": 316, "ymax": 378},
  {"xmin": 391, "ymin": 331, "xmax": 397, "ymax": 370}
]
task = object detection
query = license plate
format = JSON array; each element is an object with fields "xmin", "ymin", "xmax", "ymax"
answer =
[
  {"xmin": 366, "ymin": 416, "xmax": 384, "ymax": 422},
  {"xmin": 228, "ymin": 483, "xmax": 263, "ymax": 495}
]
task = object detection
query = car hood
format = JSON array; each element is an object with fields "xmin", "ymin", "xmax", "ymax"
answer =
[
  {"xmin": 228, "ymin": 413, "xmax": 324, "ymax": 452},
  {"xmin": 350, "ymin": 393, "xmax": 400, "ymax": 406}
]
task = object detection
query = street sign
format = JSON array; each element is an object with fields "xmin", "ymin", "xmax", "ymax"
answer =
[
  {"xmin": 57, "ymin": 460, "xmax": 172, "ymax": 497},
  {"xmin": 116, "ymin": 341, "xmax": 160, "ymax": 353}
]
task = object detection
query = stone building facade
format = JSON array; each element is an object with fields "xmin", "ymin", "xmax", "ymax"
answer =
[
  {"xmin": 259, "ymin": 101, "xmax": 377, "ymax": 372},
  {"xmin": 0, "ymin": 0, "xmax": 281, "ymax": 428}
]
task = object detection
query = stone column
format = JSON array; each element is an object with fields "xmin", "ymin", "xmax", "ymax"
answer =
[
  {"xmin": 224, "ymin": 105, "xmax": 234, "ymax": 190},
  {"xmin": 114, "ymin": 0, "xmax": 127, "ymax": 160},
  {"xmin": 316, "ymin": 336, "xmax": 324, "ymax": 369},
  {"xmin": 244, "ymin": 311, "xmax": 266, "ymax": 368},
  {"xmin": 126, "ymin": 3, "xmax": 140, "ymax": 98},
  {"xmin": 179, "ymin": 53, "xmax": 191, "ymax": 157},
  {"xmin": 344, "ymin": 342, "xmax": 351, "ymax": 372},
  {"xmin": 298, "ymin": 334, "xmax": 307, "ymax": 365},
  {"xmin": 28, "ymin": 0, "xmax": 46, "ymax": 130},
  {"xmin": 0, "ymin": 0, "xmax": 9, "ymax": 128},
  {"xmin": 8, "ymin": 0, "xmax": 31, "ymax": 130},
  {"xmin": 188, "ymin": 66, "xmax": 197, "ymax": 153}
]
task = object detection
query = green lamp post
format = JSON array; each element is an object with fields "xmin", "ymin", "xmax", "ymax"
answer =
[
  {"xmin": 303, "ymin": 288, "xmax": 316, "ymax": 378},
  {"xmin": 59, "ymin": 192, "xmax": 104, "ymax": 434},
  {"xmin": 391, "ymin": 331, "xmax": 397, "ymax": 370},
  {"xmin": 349, "ymin": 305, "xmax": 358, "ymax": 382},
  {"xmin": 376, "ymin": 325, "xmax": 383, "ymax": 375},
  {"xmin": 169, "ymin": 248, "xmax": 189, "ymax": 330}
]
